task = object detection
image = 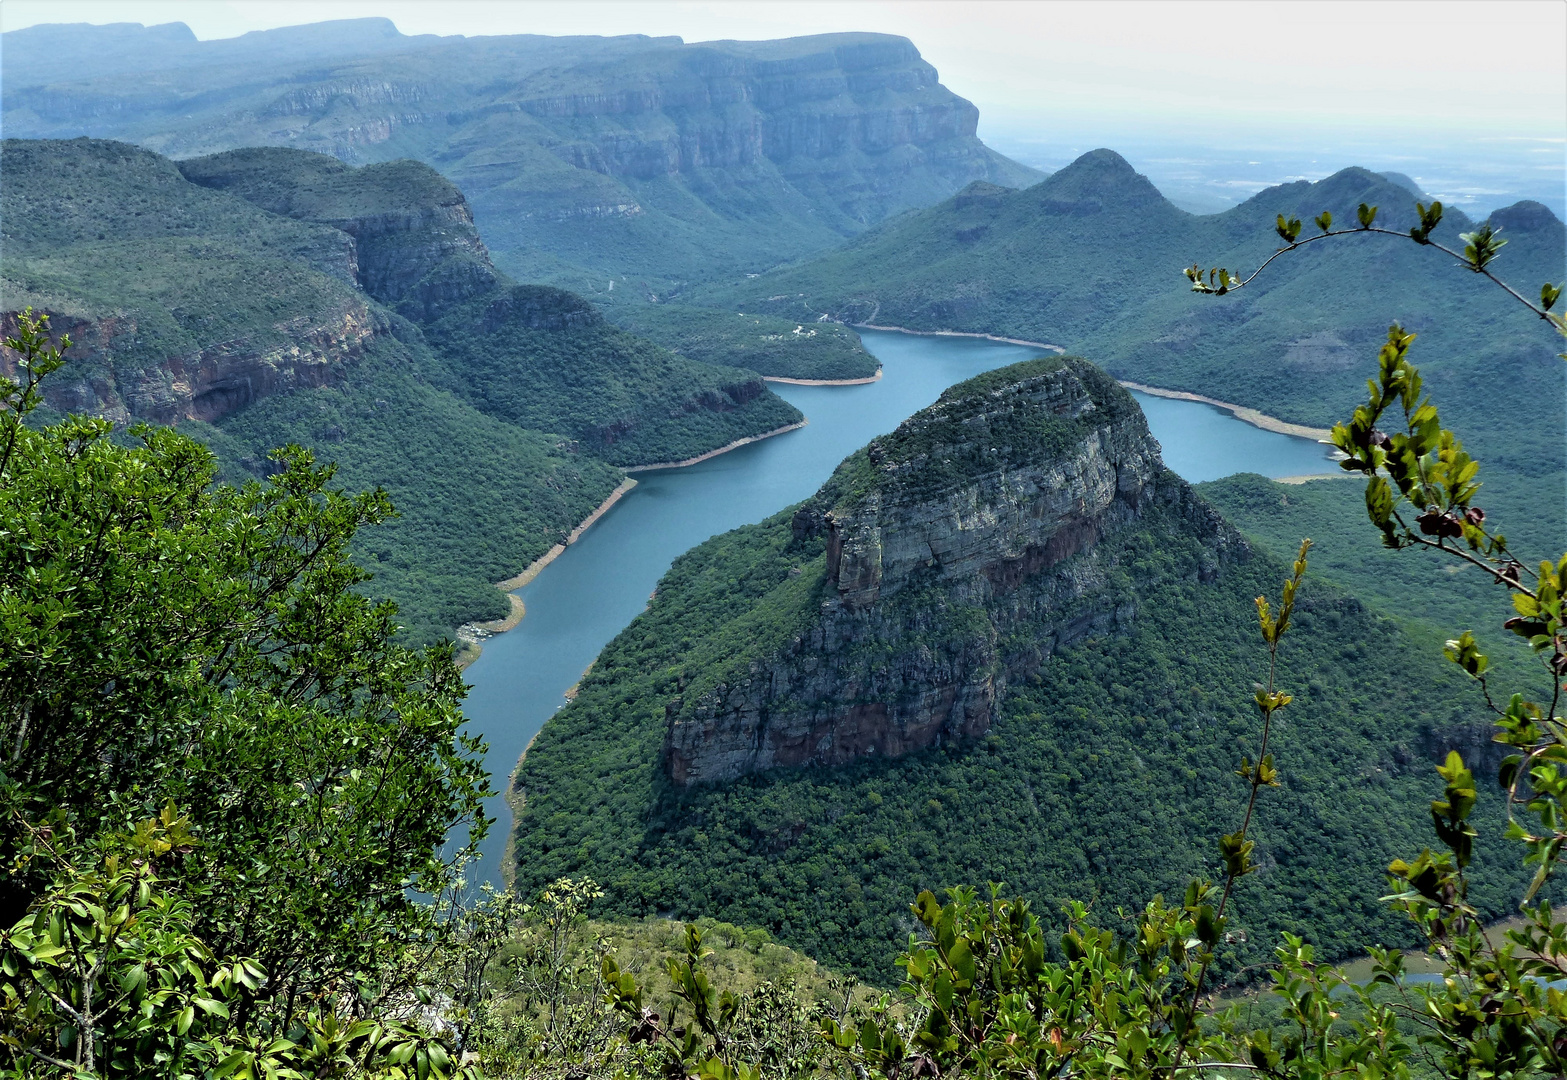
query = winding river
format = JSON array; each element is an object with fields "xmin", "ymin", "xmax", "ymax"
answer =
[{"xmin": 458, "ymin": 330, "xmax": 1340, "ymax": 882}]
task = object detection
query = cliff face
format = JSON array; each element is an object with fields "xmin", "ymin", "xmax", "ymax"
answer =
[
  {"xmin": 0, "ymin": 138, "xmax": 392, "ymax": 426},
  {"xmin": 0, "ymin": 303, "xmax": 376, "ymax": 426},
  {"xmin": 663, "ymin": 358, "xmax": 1245, "ymax": 785},
  {"xmin": 178, "ymin": 150, "xmax": 501, "ymax": 323},
  {"xmin": 498, "ymin": 36, "xmax": 1015, "ymax": 221},
  {"xmin": 1, "ymin": 24, "xmax": 1040, "ymax": 281}
]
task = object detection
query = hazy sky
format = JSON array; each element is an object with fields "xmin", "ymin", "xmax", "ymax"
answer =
[
  {"xmin": 5, "ymin": 1, "xmax": 1564, "ymax": 139},
  {"xmin": 3, "ymin": 1, "xmax": 1564, "ymax": 213}
]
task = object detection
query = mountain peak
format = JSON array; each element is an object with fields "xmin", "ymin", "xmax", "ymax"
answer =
[
  {"xmin": 1377, "ymin": 171, "xmax": 1430, "ymax": 200},
  {"xmin": 1031, "ymin": 149, "xmax": 1172, "ymax": 214},
  {"xmin": 1487, "ymin": 199, "xmax": 1562, "ymax": 233},
  {"xmin": 661, "ymin": 354, "xmax": 1243, "ymax": 785}
]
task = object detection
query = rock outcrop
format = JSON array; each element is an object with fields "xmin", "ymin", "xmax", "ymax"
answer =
[
  {"xmin": 0, "ymin": 303, "xmax": 376, "ymax": 426},
  {"xmin": 663, "ymin": 358, "xmax": 1246, "ymax": 785},
  {"xmin": 0, "ymin": 138, "xmax": 389, "ymax": 426},
  {"xmin": 178, "ymin": 149, "xmax": 501, "ymax": 323}
]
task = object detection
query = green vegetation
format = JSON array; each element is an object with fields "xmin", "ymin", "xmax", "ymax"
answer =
[
  {"xmin": 711, "ymin": 153, "xmax": 1565, "ymax": 482},
  {"xmin": 0, "ymin": 138, "xmax": 367, "ymax": 401},
  {"xmin": 1, "ymin": 311, "xmax": 488, "ymax": 1076},
  {"xmin": 3, "ymin": 138, "xmax": 813, "ymax": 642},
  {"xmin": 424, "ymin": 289, "xmax": 802, "ymax": 467},
  {"xmin": 1201, "ymin": 473, "xmax": 1544, "ymax": 688},
  {"xmin": 509, "ymin": 362, "xmax": 1529, "ymax": 982},
  {"xmin": 184, "ymin": 340, "xmax": 624, "ymax": 645},
  {"xmin": 3, "ymin": 24, "xmax": 1039, "ymax": 291},
  {"xmin": 606, "ymin": 305, "xmax": 879, "ymax": 383}
]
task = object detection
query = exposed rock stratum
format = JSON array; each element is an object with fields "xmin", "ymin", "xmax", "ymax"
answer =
[{"xmin": 662, "ymin": 357, "xmax": 1247, "ymax": 785}]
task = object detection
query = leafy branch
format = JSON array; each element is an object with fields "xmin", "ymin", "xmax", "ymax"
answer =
[{"xmin": 1182, "ymin": 200, "xmax": 1566, "ymax": 347}]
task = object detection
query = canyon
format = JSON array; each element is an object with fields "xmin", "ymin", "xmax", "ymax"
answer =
[{"xmin": 1, "ymin": 21, "xmax": 1040, "ymax": 284}]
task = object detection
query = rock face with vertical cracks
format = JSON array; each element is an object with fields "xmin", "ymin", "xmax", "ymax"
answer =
[{"xmin": 663, "ymin": 357, "xmax": 1246, "ymax": 786}]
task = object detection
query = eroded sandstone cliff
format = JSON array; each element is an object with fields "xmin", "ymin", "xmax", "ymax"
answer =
[
  {"xmin": 662, "ymin": 357, "xmax": 1246, "ymax": 785},
  {"xmin": 1, "ymin": 24, "xmax": 1040, "ymax": 280}
]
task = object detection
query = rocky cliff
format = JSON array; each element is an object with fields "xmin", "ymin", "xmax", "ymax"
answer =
[
  {"xmin": 0, "ymin": 138, "xmax": 387, "ymax": 425},
  {"xmin": 177, "ymin": 149, "xmax": 501, "ymax": 323},
  {"xmin": 1, "ymin": 22, "xmax": 1041, "ymax": 283},
  {"xmin": 1, "ymin": 138, "xmax": 804, "ymax": 462},
  {"xmin": 662, "ymin": 357, "xmax": 1246, "ymax": 785}
]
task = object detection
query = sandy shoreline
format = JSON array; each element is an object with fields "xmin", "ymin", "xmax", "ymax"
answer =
[
  {"xmin": 457, "ymin": 421, "xmax": 810, "ymax": 665},
  {"xmin": 456, "ymin": 347, "xmax": 1333, "ymax": 671},
  {"xmin": 1118, "ymin": 380, "xmax": 1334, "ymax": 441},
  {"xmin": 455, "ymin": 477, "xmax": 638, "ymax": 669},
  {"xmin": 623, "ymin": 420, "xmax": 807, "ymax": 472},
  {"xmin": 764, "ymin": 370, "xmax": 883, "ymax": 386},
  {"xmin": 494, "ymin": 477, "xmax": 640, "ymax": 593},
  {"xmin": 849, "ymin": 322, "xmax": 1329, "ymax": 442},
  {"xmin": 1275, "ymin": 473, "xmax": 1351, "ymax": 485},
  {"xmin": 853, "ymin": 322, "xmax": 1067, "ymax": 354}
]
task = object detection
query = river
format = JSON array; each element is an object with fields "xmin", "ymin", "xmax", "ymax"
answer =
[{"xmin": 457, "ymin": 330, "xmax": 1339, "ymax": 883}]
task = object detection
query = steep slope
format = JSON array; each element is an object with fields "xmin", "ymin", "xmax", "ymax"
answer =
[
  {"xmin": 2, "ymin": 21, "xmax": 1041, "ymax": 289},
  {"xmin": 511, "ymin": 357, "xmax": 1524, "ymax": 979},
  {"xmin": 663, "ymin": 358, "xmax": 1239, "ymax": 783},
  {"xmin": 0, "ymin": 138, "xmax": 373, "ymax": 425},
  {"xmin": 1, "ymin": 138, "xmax": 806, "ymax": 640},
  {"xmin": 714, "ymin": 151, "xmax": 1565, "ymax": 483},
  {"xmin": 173, "ymin": 145, "xmax": 801, "ymax": 460}
]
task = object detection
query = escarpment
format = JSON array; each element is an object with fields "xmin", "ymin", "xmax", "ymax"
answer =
[
  {"xmin": 661, "ymin": 357, "xmax": 1247, "ymax": 786},
  {"xmin": 1, "ymin": 25, "xmax": 1040, "ymax": 281},
  {"xmin": 0, "ymin": 138, "xmax": 392, "ymax": 426},
  {"xmin": 0, "ymin": 303, "xmax": 377, "ymax": 426},
  {"xmin": 178, "ymin": 149, "xmax": 501, "ymax": 323}
]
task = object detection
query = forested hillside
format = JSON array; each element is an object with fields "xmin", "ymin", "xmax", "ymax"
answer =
[
  {"xmin": 0, "ymin": 138, "xmax": 812, "ymax": 641},
  {"xmin": 712, "ymin": 151, "xmax": 1565, "ymax": 479},
  {"xmin": 511, "ymin": 358, "xmax": 1531, "ymax": 980}
]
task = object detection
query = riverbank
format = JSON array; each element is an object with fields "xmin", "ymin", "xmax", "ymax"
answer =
[
  {"xmin": 623, "ymin": 420, "xmax": 808, "ymax": 472},
  {"xmin": 455, "ymin": 477, "xmax": 639, "ymax": 668},
  {"xmin": 1275, "ymin": 473, "xmax": 1351, "ymax": 485},
  {"xmin": 763, "ymin": 371, "xmax": 882, "ymax": 387},
  {"xmin": 854, "ymin": 322, "xmax": 1067, "ymax": 354},
  {"xmin": 1120, "ymin": 380, "xmax": 1334, "ymax": 441},
  {"xmin": 852, "ymin": 324, "xmax": 1331, "ymax": 442},
  {"xmin": 457, "ymin": 421, "xmax": 812, "ymax": 666}
]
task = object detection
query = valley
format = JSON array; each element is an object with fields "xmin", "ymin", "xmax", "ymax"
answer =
[
  {"xmin": 3, "ymin": 15, "xmax": 1565, "ymax": 1070},
  {"xmin": 460, "ymin": 328, "xmax": 1344, "ymax": 878},
  {"xmin": 503, "ymin": 349, "xmax": 1530, "ymax": 981}
]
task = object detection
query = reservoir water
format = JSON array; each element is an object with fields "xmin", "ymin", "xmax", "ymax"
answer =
[{"xmin": 458, "ymin": 330, "xmax": 1338, "ymax": 882}]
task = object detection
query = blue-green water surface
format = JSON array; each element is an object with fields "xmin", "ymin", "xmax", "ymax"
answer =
[{"xmin": 459, "ymin": 330, "xmax": 1337, "ymax": 881}]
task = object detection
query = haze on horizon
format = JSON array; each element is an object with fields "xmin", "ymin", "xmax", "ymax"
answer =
[{"xmin": 3, "ymin": 0, "xmax": 1564, "ymax": 216}]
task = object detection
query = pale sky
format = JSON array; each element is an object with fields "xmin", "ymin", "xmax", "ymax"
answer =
[{"xmin": 3, "ymin": 0, "xmax": 1564, "ymax": 142}]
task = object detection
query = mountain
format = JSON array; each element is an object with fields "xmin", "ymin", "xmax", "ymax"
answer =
[
  {"xmin": 1, "ymin": 138, "xmax": 810, "ymax": 641},
  {"xmin": 510, "ymin": 357, "xmax": 1523, "ymax": 979},
  {"xmin": 711, "ymin": 151, "xmax": 1565, "ymax": 486},
  {"xmin": 662, "ymin": 357, "xmax": 1242, "ymax": 784},
  {"xmin": 1, "ymin": 21, "xmax": 1041, "ymax": 292}
]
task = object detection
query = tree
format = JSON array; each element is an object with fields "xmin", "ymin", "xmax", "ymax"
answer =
[{"xmin": 1, "ymin": 308, "xmax": 490, "ymax": 1073}]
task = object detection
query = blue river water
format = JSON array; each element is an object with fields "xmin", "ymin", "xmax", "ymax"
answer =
[{"xmin": 457, "ymin": 330, "xmax": 1338, "ymax": 882}]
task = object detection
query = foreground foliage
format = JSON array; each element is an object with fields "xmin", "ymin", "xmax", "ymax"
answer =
[{"xmin": 1, "ymin": 310, "xmax": 488, "ymax": 1076}]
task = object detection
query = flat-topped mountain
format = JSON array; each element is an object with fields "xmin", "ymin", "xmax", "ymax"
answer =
[
  {"xmin": 665, "ymin": 358, "xmax": 1242, "ymax": 784},
  {"xmin": 2, "ymin": 21, "xmax": 1040, "ymax": 286},
  {"xmin": 512, "ymin": 357, "xmax": 1514, "ymax": 978}
]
